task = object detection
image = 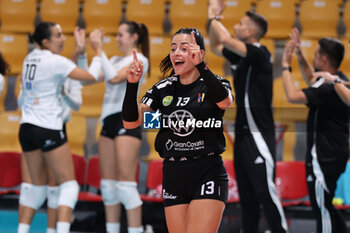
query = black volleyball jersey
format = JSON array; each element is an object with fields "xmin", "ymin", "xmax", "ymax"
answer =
[
  {"xmin": 141, "ymin": 75, "xmax": 232, "ymax": 158},
  {"xmin": 303, "ymin": 71, "xmax": 350, "ymax": 162},
  {"xmin": 222, "ymin": 43, "xmax": 274, "ymax": 135},
  {"xmin": 222, "ymin": 43, "xmax": 275, "ymax": 155}
]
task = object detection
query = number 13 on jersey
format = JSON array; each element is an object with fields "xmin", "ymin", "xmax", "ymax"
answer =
[{"xmin": 201, "ymin": 181, "xmax": 215, "ymax": 195}]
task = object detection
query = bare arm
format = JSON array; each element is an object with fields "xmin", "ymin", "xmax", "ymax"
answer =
[
  {"xmin": 334, "ymin": 83, "xmax": 350, "ymax": 106},
  {"xmin": 69, "ymin": 29, "xmax": 105, "ymax": 83},
  {"xmin": 209, "ymin": 20, "xmax": 247, "ymax": 58},
  {"xmin": 290, "ymin": 28, "xmax": 314, "ymax": 84},
  {"xmin": 67, "ymin": 67, "xmax": 99, "ymax": 82},
  {"xmin": 208, "ymin": 0, "xmax": 247, "ymax": 57},
  {"xmin": 282, "ymin": 40, "xmax": 307, "ymax": 104},
  {"xmin": 208, "ymin": 22, "xmax": 225, "ymax": 57},
  {"xmin": 70, "ymin": 27, "xmax": 86, "ymax": 63},
  {"xmin": 342, "ymin": 81, "xmax": 350, "ymax": 88},
  {"xmin": 108, "ymin": 66, "xmax": 128, "ymax": 84},
  {"xmin": 208, "ymin": 3, "xmax": 225, "ymax": 57}
]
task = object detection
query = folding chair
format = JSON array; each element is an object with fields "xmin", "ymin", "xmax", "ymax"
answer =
[
  {"xmin": 273, "ymin": 77, "xmax": 308, "ymax": 123},
  {"xmin": 168, "ymin": 0, "xmax": 208, "ymax": 35},
  {"xmin": 66, "ymin": 116, "xmax": 87, "ymax": 156},
  {"xmin": 0, "ymin": 33, "xmax": 28, "ymax": 75},
  {"xmin": 344, "ymin": 2, "xmax": 350, "ymax": 39},
  {"xmin": 256, "ymin": 0, "xmax": 296, "ymax": 39},
  {"xmin": 0, "ymin": 0, "xmax": 37, "ymax": 33},
  {"xmin": 140, "ymin": 159, "xmax": 163, "ymax": 202},
  {"xmin": 125, "ymin": 0, "xmax": 166, "ymax": 35},
  {"xmin": 72, "ymin": 154, "xmax": 87, "ymax": 186},
  {"xmin": 78, "ymin": 156, "xmax": 140, "ymax": 201},
  {"xmin": 78, "ymin": 156, "xmax": 102, "ymax": 202},
  {"xmin": 82, "ymin": 0, "xmax": 123, "ymax": 34},
  {"xmin": 275, "ymin": 161, "xmax": 309, "ymax": 206},
  {"xmin": 223, "ymin": 159, "xmax": 240, "ymax": 203},
  {"xmin": 149, "ymin": 35, "xmax": 171, "ymax": 79},
  {"xmin": 40, "ymin": 0, "xmax": 80, "ymax": 33},
  {"xmin": 340, "ymin": 39, "xmax": 350, "ymax": 75},
  {"xmin": 0, "ymin": 152, "xmax": 22, "ymax": 195},
  {"xmin": 299, "ymin": 0, "xmax": 339, "ymax": 38},
  {"xmin": 0, "ymin": 112, "xmax": 22, "ymax": 153},
  {"xmin": 75, "ymin": 82, "xmax": 105, "ymax": 117},
  {"xmin": 220, "ymin": 0, "xmax": 253, "ymax": 30}
]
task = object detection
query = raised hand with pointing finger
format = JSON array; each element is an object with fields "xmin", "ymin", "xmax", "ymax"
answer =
[
  {"xmin": 126, "ymin": 49, "xmax": 143, "ymax": 83},
  {"xmin": 186, "ymin": 31, "xmax": 204, "ymax": 66}
]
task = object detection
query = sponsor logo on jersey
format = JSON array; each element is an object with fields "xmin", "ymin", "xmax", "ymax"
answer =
[
  {"xmin": 143, "ymin": 109, "xmax": 222, "ymax": 135},
  {"xmin": 162, "ymin": 189, "xmax": 177, "ymax": 200},
  {"xmin": 166, "ymin": 139, "xmax": 173, "ymax": 150},
  {"xmin": 143, "ymin": 110, "xmax": 161, "ymax": 129},
  {"xmin": 254, "ymin": 156, "xmax": 264, "ymax": 164},
  {"xmin": 307, "ymin": 175, "xmax": 313, "ymax": 182},
  {"xmin": 165, "ymin": 139, "xmax": 204, "ymax": 151},
  {"xmin": 59, "ymin": 130, "xmax": 65, "ymax": 139},
  {"xmin": 118, "ymin": 128, "xmax": 126, "ymax": 135},
  {"xmin": 25, "ymin": 81, "xmax": 32, "ymax": 90},
  {"xmin": 162, "ymin": 96, "xmax": 173, "ymax": 106},
  {"xmin": 197, "ymin": 93, "xmax": 205, "ymax": 102},
  {"xmin": 164, "ymin": 110, "xmax": 221, "ymax": 137},
  {"xmin": 43, "ymin": 139, "xmax": 56, "ymax": 148}
]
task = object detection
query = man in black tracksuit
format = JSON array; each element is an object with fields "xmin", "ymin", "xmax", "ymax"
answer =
[
  {"xmin": 208, "ymin": 2, "xmax": 288, "ymax": 233},
  {"xmin": 282, "ymin": 36, "xmax": 349, "ymax": 233}
]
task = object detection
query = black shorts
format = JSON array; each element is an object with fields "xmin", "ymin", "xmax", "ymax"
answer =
[
  {"xmin": 162, "ymin": 154, "xmax": 228, "ymax": 207},
  {"xmin": 62, "ymin": 123, "xmax": 67, "ymax": 140},
  {"xmin": 100, "ymin": 112, "xmax": 141, "ymax": 140},
  {"xmin": 19, "ymin": 123, "xmax": 67, "ymax": 152}
]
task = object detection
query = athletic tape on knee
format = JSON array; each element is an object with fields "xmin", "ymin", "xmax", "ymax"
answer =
[
  {"xmin": 19, "ymin": 183, "xmax": 47, "ymax": 210},
  {"xmin": 116, "ymin": 181, "xmax": 142, "ymax": 210},
  {"xmin": 58, "ymin": 180, "xmax": 79, "ymax": 209},
  {"xmin": 101, "ymin": 179, "xmax": 120, "ymax": 206},
  {"xmin": 47, "ymin": 186, "xmax": 60, "ymax": 209},
  {"xmin": 19, "ymin": 182, "xmax": 32, "ymax": 205}
]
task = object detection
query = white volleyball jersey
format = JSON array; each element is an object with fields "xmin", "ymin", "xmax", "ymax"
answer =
[
  {"xmin": 100, "ymin": 52, "xmax": 149, "ymax": 123},
  {"xmin": 61, "ymin": 78, "xmax": 82, "ymax": 123},
  {"xmin": 20, "ymin": 48, "xmax": 76, "ymax": 130}
]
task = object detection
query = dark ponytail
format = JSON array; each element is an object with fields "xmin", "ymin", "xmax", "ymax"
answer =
[
  {"xmin": 30, "ymin": 22, "xmax": 56, "ymax": 47},
  {"xmin": 0, "ymin": 52, "xmax": 10, "ymax": 76},
  {"xmin": 160, "ymin": 27, "xmax": 205, "ymax": 78},
  {"xmin": 123, "ymin": 21, "xmax": 150, "ymax": 76},
  {"xmin": 160, "ymin": 54, "xmax": 174, "ymax": 78}
]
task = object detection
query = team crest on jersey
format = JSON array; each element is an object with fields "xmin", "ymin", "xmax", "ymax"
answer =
[{"xmin": 162, "ymin": 96, "xmax": 173, "ymax": 106}]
